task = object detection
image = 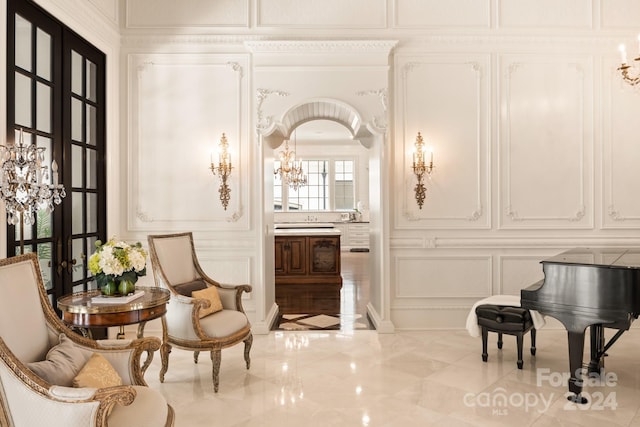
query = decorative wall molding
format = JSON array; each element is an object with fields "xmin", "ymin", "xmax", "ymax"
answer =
[
  {"xmin": 256, "ymin": 88, "xmax": 289, "ymax": 132},
  {"xmin": 500, "ymin": 56, "xmax": 593, "ymax": 228},
  {"xmin": 356, "ymin": 88, "xmax": 388, "ymax": 130},
  {"xmin": 389, "ymin": 236, "xmax": 640, "ymax": 249},
  {"xmin": 245, "ymin": 40, "xmax": 398, "ymax": 54},
  {"xmin": 397, "ymin": 57, "xmax": 488, "ymax": 227},
  {"xmin": 128, "ymin": 54, "xmax": 249, "ymax": 230},
  {"xmin": 256, "ymin": 0, "xmax": 386, "ymax": 29},
  {"xmin": 394, "ymin": 255, "xmax": 492, "ymax": 299}
]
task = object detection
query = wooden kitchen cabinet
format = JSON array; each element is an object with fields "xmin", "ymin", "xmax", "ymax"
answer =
[
  {"xmin": 275, "ymin": 234, "xmax": 342, "ymax": 314},
  {"xmin": 274, "ymin": 236, "xmax": 307, "ymax": 275}
]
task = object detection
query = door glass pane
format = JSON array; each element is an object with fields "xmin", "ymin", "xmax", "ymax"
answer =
[
  {"xmin": 14, "ymin": 14, "xmax": 31, "ymax": 71},
  {"xmin": 87, "ymin": 236, "xmax": 97, "ymax": 288},
  {"xmin": 36, "ymin": 28, "xmax": 51, "ymax": 80},
  {"xmin": 72, "ymin": 145, "xmax": 83, "ymax": 187},
  {"xmin": 86, "ymin": 60, "xmax": 97, "ymax": 102},
  {"xmin": 86, "ymin": 148, "xmax": 97, "ymax": 189},
  {"xmin": 14, "ymin": 72, "xmax": 32, "ymax": 127},
  {"xmin": 36, "ymin": 81, "xmax": 51, "ymax": 132},
  {"xmin": 72, "ymin": 238, "xmax": 85, "ymax": 282},
  {"xmin": 86, "ymin": 105, "xmax": 96, "ymax": 145},
  {"xmin": 37, "ymin": 243, "xmax": 53, "ymax": 290},
  {"xmin": 87, "ymin": 193, "xmax": 97, "ymax": 233},
  {"xmin": 71, "ymin": 98, "xmax": 83, "ymax": 141},
  {"xmin": 71, "ymin": 50, "xmax": 82, "ymax": 95},
  {"xmin": 36, "ymin": 210, "xmax": 52, "ymax": 239},
  {"xmin": 72, "ymin": 192, "xmax": 84, "ymax": 234},
  {"xmin": 15, "ymin": 216, "xmax": 33, "ymax": 241}
]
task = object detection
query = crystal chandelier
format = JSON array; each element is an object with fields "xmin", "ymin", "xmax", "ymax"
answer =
[
  {"xmin": 274, "ymin": 130, "xmax": 307, "ymax": 191},
  {"xmin": 0, "ymin": 129, "xmax": 66, "ymax": 248}
]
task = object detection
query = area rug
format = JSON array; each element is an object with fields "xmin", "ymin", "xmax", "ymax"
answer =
[{"xmin": 275, "ymin": 313, "xmax": 372, "ymax": 331}]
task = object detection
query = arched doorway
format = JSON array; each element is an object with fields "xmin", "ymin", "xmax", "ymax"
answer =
[{"xmin": 259, "ymin": 99, "xmax": 393, "ymax": 332}]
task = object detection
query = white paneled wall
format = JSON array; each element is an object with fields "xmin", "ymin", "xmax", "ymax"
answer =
[
  {"xmin": 127, "ymin": 54, "xmax": 249, "ymax": 229},
  {"xmin": 18, "ymin": 0, "xmax": 640, "ymax": 332},
  {"xmin": 395, "ymin": 55, "xmax": 490, "ymax": 228},
  {"xmin": 498, "ymin": 54, "xmax": 594, "ymax": 229}
]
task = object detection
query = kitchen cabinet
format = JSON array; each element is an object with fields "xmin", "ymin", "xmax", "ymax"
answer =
[
  {"xmin": 334, "ymin": 222, "xmax": 369, "ymax": 251},
  {"xmin": 275, "ymin": 232, "xmax": 342, "ymax": 314}
]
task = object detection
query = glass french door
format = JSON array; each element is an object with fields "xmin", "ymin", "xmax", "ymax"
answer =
[{"xmin": 7, "ymin": 0, "xmax": 106, "ymax": 307}]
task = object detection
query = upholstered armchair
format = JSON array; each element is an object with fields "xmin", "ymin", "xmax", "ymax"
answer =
[
  {"xmin": 147, "ymin": 232, "xmax": 253, "ymax": 392},
  {"xmin": 0, "ymin": 253, "xmax": 174, "ymax": 427}
]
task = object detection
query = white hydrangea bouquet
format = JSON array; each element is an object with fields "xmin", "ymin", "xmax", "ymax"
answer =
[{"xmin": 88, "ymin": 237, "xmax": 147, "ymax": 296}]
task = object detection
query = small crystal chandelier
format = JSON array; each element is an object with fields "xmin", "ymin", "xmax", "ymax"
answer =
[
  {"xmin": 209, "ymin": 133, "xmax": 232, "ymax": 210},
  {"xmin": 617, "ymin": 39, "xmax": 640, "ymax": 86},
  {"xmin": 0, "ymin": 128, "xmax": 66, "ymax": 251},
  {"xmin": 274, "ymin": 129, "xmax": 307, "ymax": 191}
]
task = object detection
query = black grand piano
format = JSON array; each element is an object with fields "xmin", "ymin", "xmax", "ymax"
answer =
[{"xmin": 521, "ymin": 247, "xmax": 640, "ymax": 403}]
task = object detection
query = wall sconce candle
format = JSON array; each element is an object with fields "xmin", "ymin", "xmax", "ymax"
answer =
[
  {"xmin": 617, "ymin": 35, "xmax": 640, "ymax": 86},
  {"xmin": 209, "ymin": 133, "xmax": 232, "ymax": 210},
  {"xmin": 412, "ymin": 132, "xmax": 434, "ymax": 209}
]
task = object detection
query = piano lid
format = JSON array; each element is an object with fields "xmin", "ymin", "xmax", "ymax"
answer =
[{"xmin": 543, "ymin": 247, "xmax": 640, "ymax": 269}]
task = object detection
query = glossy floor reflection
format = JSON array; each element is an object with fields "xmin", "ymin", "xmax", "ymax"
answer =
[{"xmin": 144, "ymin": 327, "xmax": 640, "ymax": 426}]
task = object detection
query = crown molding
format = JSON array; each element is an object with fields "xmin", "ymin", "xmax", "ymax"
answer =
[{"xmin": 244, "ymin": 40, "xmax": 398, "ymax": 54}]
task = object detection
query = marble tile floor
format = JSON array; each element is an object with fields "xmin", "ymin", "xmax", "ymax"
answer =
[{"xmin": 143, "ymin": 327, "xmax": 640, "ymax": 427}]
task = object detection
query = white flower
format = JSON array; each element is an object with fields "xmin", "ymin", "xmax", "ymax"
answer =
[
  {"xmin": 129, "ymin": 250, "xmax": 146, "ymax": 272},
  {"xmin": 88, "ymin": 237, "xmax": 147, "ymax": 282}
]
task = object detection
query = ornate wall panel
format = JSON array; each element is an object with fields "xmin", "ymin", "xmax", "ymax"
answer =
[
  {"xmin": 393, "ymin": 0, "xmax": 490, "ymax": 28},
  {"xmin": 128, "ymin": 54, "xmax": 249, "ymax": 230},
  {"xmin": 602, "ymin": 57, "xmax": 640, "ymax": 228},
  {"xmin": 395, "ymin": 55, "xmax": 490, "ymax": 228},
  {"xmin": 499, "ymin": 254, "xmax": 549, "ymax": 295},
  {"xmin": 199, "ymin": 255, "xmax": 254, "ymax": 302},
  {"xmin": 125, "ymin": 0, "xmax": 249, "ymax": 28},
  {"xmin": 499, "ymin": 54, "xmax": 594, "ymax": 229},
  {"xmin": 257, "ymin": 0, "xmax": 386, "ymax": 28},
  {"xmin": 497, "ymin": 0, "xmax": 592, "ymax": 28},
  {"xmin": 601, "ymin": 0, "xmax": 640, "ymax": 29},
  {"xmin": 394, "ymin": 255, "xmax": 492, "ymax": 299}
]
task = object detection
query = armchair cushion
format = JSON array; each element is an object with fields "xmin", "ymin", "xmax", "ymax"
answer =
[
  {"xmin": 109, "ymin": 386, "xmax": 170, "ymax": 427},
  {"xmin": 200, "ymin": 309, "xmax": 249, "ymax": 338},
  {"xmin": 192, "ymin": 286, "xmax": 223, "ymax": 318},
  {"xmin": 26, "ymin": 334, "xmax": 91, "ymax": 386},
  {"xmin": 173, "ymin": 279, "xmax": 207, "ymax": 296},
  {"xmin": 73, "ymin": 353, "xmax": 123, "ymax": 388}
]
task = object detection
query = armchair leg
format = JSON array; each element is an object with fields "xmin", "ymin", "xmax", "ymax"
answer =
[
  {"xmin": 244, "ymin": 333, "xmax": 253, "ymax": 370},
  {"xmin": 211, "ymin": 350, "xmax": 221, "ymax": 393},
  {"xmin": 160, "ymin": 342, "xmax": 171, "ymax": 383},
  {"xmin": 194, "ymin": 350, "xmax": 200, "ymax": 364}
]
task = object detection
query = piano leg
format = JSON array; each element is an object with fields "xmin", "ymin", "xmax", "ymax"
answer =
[
  {"xmin": 588, "ymin": 325, "xmax": 605, "ymax": 376},
  {"xmin": 567, "ymin": 330, "xmax": 588, "ymax": 404},
  {"xmin": 481, "ymin": 327, "xmax": 488, "ymax": 362}
]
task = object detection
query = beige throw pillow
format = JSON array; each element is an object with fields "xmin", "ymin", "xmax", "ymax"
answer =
[
  {"xmin": 73, "ymin": 352, "xmax": 123, "ymax": 388},
  {"xmin": 27, "ymin": 334, "xmax": 90, "ymax": 386},
  {"xmin": 192, "ymin": 286, "xmax": 223, "ymax": 318}
]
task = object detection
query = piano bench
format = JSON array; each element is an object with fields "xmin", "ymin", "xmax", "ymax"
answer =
[{"xmin": 475, "ymin": 304, "xmax": 536, "ymax": 369}]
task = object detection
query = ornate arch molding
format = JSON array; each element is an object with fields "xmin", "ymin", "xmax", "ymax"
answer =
[{"xmin": 259, "ymin": 98, "xmax": 379, "ymax": 149}]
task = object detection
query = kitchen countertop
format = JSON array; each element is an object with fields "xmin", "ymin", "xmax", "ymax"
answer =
[{"xmin": 274, "ymin": 227, "xmax": 341, "ymax": 236}]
